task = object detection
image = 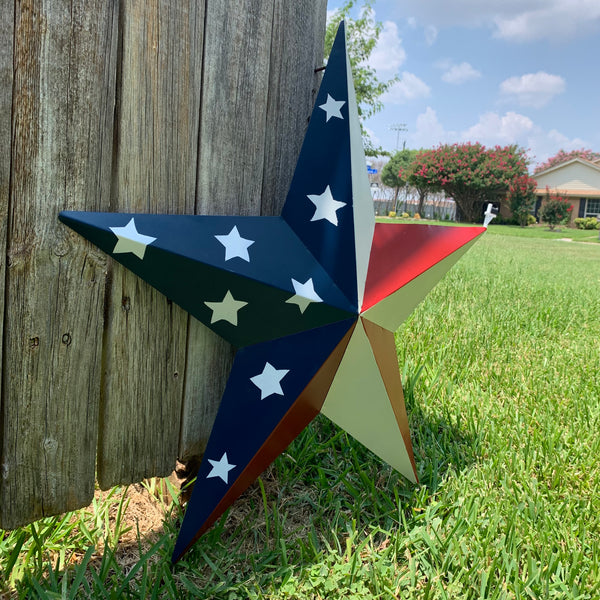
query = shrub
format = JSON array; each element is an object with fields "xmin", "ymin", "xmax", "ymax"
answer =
[
  {"xmin": 574, "ymin": 217, "xmax": 599, "ymax": 230},
  {"xmin": 540, "ymin": 187, "xmax": 573, "ymax": 230},
  {"xmin": 527, "ymin": 214, "xmax": 537, "ymax": 226},
  {"xmin": 401, "ymin": 212, "xmax": 410, "ymax": 218},
  {"xmin": 387, "ymin": 211, "xmax": 397, "ymax": 218},
  {"xmin": 414, "ymin": 213, "xmax": 421, "ymax": 219}
]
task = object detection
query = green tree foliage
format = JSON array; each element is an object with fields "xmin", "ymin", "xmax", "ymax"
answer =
[
  {"xmin": 534, "ymin": 148, "xmax": 600, "ymax": 174},
  {"xmin": 381, "ymin": 149, "xmax": 431, "ymax": 213},
  {"xmin": 381, "ymin": 149, "xmax": 415, "ymax": 201},
  {"xmin": 408, "ymin": 142, "xmax": 530, "ymax": 223},
  {"xmin": 539, "ymin": 187, "xmax": 573, "ymax": 230},
  {"xmin": 325, "ymin": 0, "xmax": 397, "ymax": 156},
  {"xmin": 508, "ymin": 174, "xmax": 537, "ymax": 227}
]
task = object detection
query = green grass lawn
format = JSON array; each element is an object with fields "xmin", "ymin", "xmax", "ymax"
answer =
[
  {"xmin": 377, "ymin": 217, "xmax": 600, "ymax": 244},
  {"xmin": 2, "ymin": 228, "xmax": 599, "ymax": 598}
]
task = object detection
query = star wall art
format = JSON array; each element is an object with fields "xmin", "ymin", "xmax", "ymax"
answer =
[{"xmin": 59, "ymin": 22, "xmax": 487, "ymax": 562}]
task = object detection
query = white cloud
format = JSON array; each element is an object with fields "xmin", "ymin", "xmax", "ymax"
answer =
[
  {"xmin": 369, "ymin": 21, "xmax": 406, "ymax": 74},
  {"xmin": 424, "ymin": 25, "xmax": 438, "ymax": 45},
  {"xmin": 407, "ymin": 106, "xmax": 589, "ymax": 167},
  {"xmin": 364, "ymin": 126, "xmax": 381, "ymax": 147},
  {"xmin": 382, "ymin": 72, "xmax": 431, "ymax": 104},
  {"xmin": 494, "ymin": 1, "xmax": 600, "ymax": 41},
  {"xmin": 391, "ymin": 0, "xmax": 600, "ymax": 42},
  {"xmin": 461, "ymin": 111, "xmax": 535, "ymax": 143},
  {"xmin": 441, "ymin": 62, "xmax": 481, "ymax": 84},
  {"xmin": 410, "ymin": 107, "xmax": 454, "ymax": 147},
  {"xmin": 499, "ymin": 72, "xmax": 565, "ymax": 108}
]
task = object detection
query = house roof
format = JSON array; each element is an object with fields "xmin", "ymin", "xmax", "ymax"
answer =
[
  {"xmin": 534, "ymin": 157, "xmax": 600, "ymax": 178},
  {"xmin": 534, "ymin": 157, "xmax": 600, "ymax": 197}
]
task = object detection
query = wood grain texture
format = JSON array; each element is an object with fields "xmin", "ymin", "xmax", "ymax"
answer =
[
  {"xmin": 0, "ymin": 1, "xmax": 118, "ymax": 528},
  {"xmin": 0, "ymin": 0, "xmax": 328, "ymax": 525},
  {"xmin": 178, "ymin": 0, "xmax": 274, "ymax": 461},
  {"xmin": 178, "ymin": 0, "xmax": 328, "ymax": 461},
  {"xmin": 0, "ymin": 0, "xmax": 15, "ymax": 461},
  {"xmin": 97, "ymin": 0, "xmax": 204, "ymax": 488},
  {"xmin": 260, "ymin": 0, "xmax": 327, "ymax": 216}
]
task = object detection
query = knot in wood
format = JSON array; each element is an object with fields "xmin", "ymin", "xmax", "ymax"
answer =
[
  {"xmin": 61, "ymin": 333, "xmax": 72, "ymax": 346},
  {"xmin": 43, "ymin": 438, "xmax": 58, "ymax": 453}
]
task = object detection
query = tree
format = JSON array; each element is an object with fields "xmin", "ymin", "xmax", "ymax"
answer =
[
  {"xmin": 325, "ymin": 0, "xmax": 398, "ymax": 155},
  {"xmin": 407, "ymin": 142, "xmax": 530, "ymax": 223},
  {"xmin": 381, "ymin": 149, "xmax": 417, "ymax": 209},
  {"xmin": 535, "ymin": 148, "xmax": 600, "ymax": 174},
  {"xmin": 508, "ymin": 174, "xmax": 537, "ymax": 227},
  {"xmin": 539, "ymin": 187, "xmax": 573, "ymax": 230}
]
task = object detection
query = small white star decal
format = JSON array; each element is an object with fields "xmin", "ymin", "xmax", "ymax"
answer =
[
  {"xmin": 215, "ymin": 226, "xmax": 255, "ymax": 262},
  {"xmin": 206, "ymin": 452, "xmax": 236, "ymax": 484},
  {"xmin": 250, "ymin": 362, "xmax": 290, "ymax": 400},
  {"xmin": 204, "ymin": 290, "xmax": 248, "ymax": 325},
  {"xmin": 319, "ymin": 93, "xmax": 345, "ymax": 122},
  {"xmin": 285, "ymin": 278, "xmax": 323, "ymax": 313},
  {"xmin": 307, "ymin": 185, "xmax": 347, "ymax": 226},
  {"xmin": 109, "ymin": 218, "xmax": 157, "ymax": 259}
]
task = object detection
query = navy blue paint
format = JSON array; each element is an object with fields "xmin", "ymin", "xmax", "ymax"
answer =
[
  {"xmin": 281, "ymin": 23, "xmax": 358, "ymax": 310},
  {"xmin": 59, "ymin": 212, "xmax": 357, "ymax": 347},
  {"xmin": 171, "ymin": 317, "xmax": 356, "ymax": 561}
]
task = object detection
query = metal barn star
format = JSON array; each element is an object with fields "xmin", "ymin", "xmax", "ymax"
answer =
[{"xmin": 60, "ymin": 23, "xmax": 486, "ymax": 562}]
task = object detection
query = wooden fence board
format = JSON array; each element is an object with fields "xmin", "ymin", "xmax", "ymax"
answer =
[
  {"xmin": 260, "ymin": 0, "xmax": 327, "ymax": 217},
  {"xmin": 178, "ymin": 0, "xmax": 275, "ymax": 461},
  {"xmin": 179, "ymin": 0, "xmax": 327, "ymax": 461},
  {"xmin": 0, "ymin": 0, "xmax": 15, "ymax": 460},
  {"xmin": 0, "ymin": 1, "xmax": 118, "ymax": 529},
  {"xmin": 0, "ymin": 0, "xmax": 327, "ymax": 526},
  {"xmin": 97, "ymin": 0, "xmax": 204, "ymax": 488}
]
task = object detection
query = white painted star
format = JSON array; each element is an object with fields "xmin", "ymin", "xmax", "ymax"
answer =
[
  {"xmin": 319, "ymin": 93, "xmax": 345, "ymax": 122},
  {"xmin": 204, "ymin": 290, "xmax": 248, "ymax": 325},
  {"xmin": 109, "ymin": 218, "xmax": 157, "ymax": 259},
  {"xmin": 250, "ymin": 362, "xmax": 290, "ymax": 400},
  {"xmin": 215, "ymin": 226, "xmax": 255, "ymax": 262},
  {"xmin": 307, "ymin": 185, "xmax": 347, "ymax": 226},
  {"xmin": 285, "ymin": 278, "xmax": 323, "ymax": 313},
  {"xmin": 206, "ymin": 452, "xmax": 236, "ymax": 484}
]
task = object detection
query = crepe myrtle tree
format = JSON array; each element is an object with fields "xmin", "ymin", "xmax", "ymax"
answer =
[
  {"xmin": 534, "ymin": 148, "xmax": 600, "ymax": 174},
  {"xmin": 508, "ymin": 174, "xmax": 537, "ymax": 227},
  {"xmin": 407, "ymin": 142, "xmax": 530, "ymax": 223}
]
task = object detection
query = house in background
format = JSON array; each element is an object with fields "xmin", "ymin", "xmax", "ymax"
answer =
[{"xmin": 533, "ymin": 157, "xmax": 600, "ymax": 225}]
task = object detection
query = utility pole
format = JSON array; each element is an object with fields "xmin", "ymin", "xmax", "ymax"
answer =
[{"xmin": 390, "ymin": 123, "xmax": 407, "ymax": 151}]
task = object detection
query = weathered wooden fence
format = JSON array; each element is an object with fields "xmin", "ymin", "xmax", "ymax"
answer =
[{"xmin": 0, "ymin": 0, "xmax": 327, "ymax": 530}]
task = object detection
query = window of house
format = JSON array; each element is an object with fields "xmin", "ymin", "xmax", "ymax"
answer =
[{"xmin": 585, "ymin": 198, "xmax": 600, "ymax": 217}]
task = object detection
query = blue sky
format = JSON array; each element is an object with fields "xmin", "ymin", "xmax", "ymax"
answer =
[{"xmin": 327, "ymin": 0, "xmax": 600, "ymax": 168}]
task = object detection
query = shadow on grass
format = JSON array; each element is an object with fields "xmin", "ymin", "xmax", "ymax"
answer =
[
  {"xmin": 3, "ymin": 372, "xmax": 481, "ymax": 598},
  {"xmin": 166, "ymin": 374, "xmax": 482, "ymax": 595}
]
